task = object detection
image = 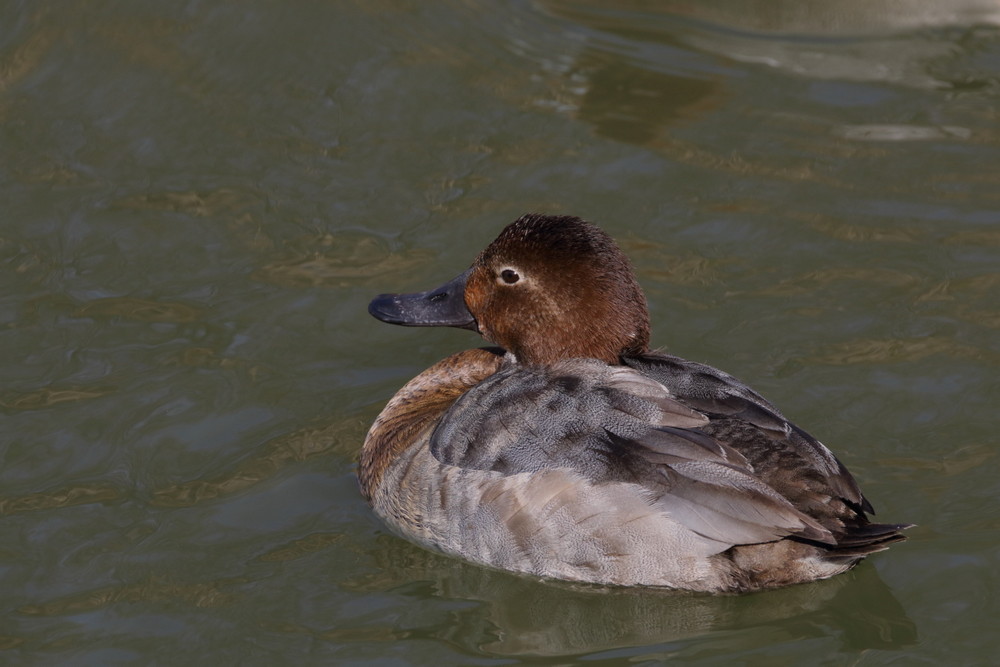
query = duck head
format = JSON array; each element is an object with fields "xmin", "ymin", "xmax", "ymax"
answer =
[{"xmin": 369, "ymin": 214, "xmax": 651, "ymax": 366}]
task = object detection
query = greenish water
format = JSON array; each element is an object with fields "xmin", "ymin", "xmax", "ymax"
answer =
[{"xmin": 2, "ymin": 1, "xmax": 999, "ymax": 664}]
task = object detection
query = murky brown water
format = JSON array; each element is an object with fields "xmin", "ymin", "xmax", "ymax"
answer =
[{"xmin": 2, "ymin": 1, "xmax": 999, "ymax": 664}]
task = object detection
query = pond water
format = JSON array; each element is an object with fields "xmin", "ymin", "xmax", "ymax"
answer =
[{"xmin": 2, "ymin": 1, "xmax": 999, "ymax": 664}]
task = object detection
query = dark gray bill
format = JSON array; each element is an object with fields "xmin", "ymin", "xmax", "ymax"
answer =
[{"xmin": 368, "ymin": 268, "xmax": 477, "ymax": 330}]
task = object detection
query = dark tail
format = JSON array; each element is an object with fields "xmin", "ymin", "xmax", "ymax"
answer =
[{"xmin": 823, "ymin": 521, "xmax": 915, "ymax": 559}]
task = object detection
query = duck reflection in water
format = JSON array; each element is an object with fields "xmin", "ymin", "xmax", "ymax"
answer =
[{"xmin": 353, "ymin": 535, "xmax": 916, "ymax": 656}]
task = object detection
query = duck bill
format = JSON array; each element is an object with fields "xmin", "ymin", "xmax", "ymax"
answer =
[{"xmin": 368, "ymin": 268, "xmax": 478, "ymax": 331}]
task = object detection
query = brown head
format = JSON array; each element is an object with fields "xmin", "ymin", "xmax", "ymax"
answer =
[{"xmin": 368, "ymin": 214, "xmax": 651, "ymax": 366}]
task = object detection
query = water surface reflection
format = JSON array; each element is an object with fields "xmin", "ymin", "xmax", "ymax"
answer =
[{"xmin": 346, "ymin": 537, "xmax": 915, "ymax": 657}]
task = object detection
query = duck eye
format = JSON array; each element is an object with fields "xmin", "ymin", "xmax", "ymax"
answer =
[{"xmin": 500, "ymin": 269, "xmax": 520, "ymax": 285}]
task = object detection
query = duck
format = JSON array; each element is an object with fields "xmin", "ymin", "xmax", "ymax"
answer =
[{"xmin": 360, "ymin": 213, "xmax": 910, "ymax": 593}]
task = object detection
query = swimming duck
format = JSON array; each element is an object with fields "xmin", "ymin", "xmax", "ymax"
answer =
[{"xmin": 361, "ymin": 214, "xmax": 909, "ymax": 593}]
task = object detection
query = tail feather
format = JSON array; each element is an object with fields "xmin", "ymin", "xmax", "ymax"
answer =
[
  {"xmin": 791, "ymin": 520, "xmax": 913, "ymax": 559},
  {"xmin": 824, "ymin": 521, "xmax": 914, "ymax": 559}
]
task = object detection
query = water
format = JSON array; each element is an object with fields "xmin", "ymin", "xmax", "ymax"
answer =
[{"xmin": 2, "ymin": 1, "xmax": 999, "ymax": 664}]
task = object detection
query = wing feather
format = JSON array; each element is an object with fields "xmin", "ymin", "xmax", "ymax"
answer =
[{"xmin": 430, "ymin": 358, "xmax": 834, "ymax": 550}]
